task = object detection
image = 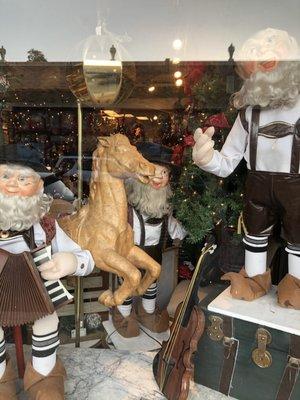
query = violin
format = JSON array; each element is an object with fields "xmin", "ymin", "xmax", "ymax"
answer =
[{"xmin": 153, "ymin": 243, "xmax": 216, "ymax": 400}]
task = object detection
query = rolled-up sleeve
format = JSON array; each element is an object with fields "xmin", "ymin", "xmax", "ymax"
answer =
[
  {"xmin": 200, "ymin": 114, "xmax": 248, "ymax": 178},
  {"xmin": 168, "ymin": 215, "xmax": 187, "ymax": 240},
  {"xmin": 51, "ymin": 221, "xmax": 95, "ymax": 276}
]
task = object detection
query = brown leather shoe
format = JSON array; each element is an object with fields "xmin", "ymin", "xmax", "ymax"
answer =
[
  {"xmin": 111, "ymin": 307, "xmax": 140, "ymax": 338},
  {"xmin": 277, "ymin": 274, "xmax": 300, "ymax": 309},
  {"xmin": 221, "ymin": 268, "xmax": 271, "ymax": 301},
  {"xmin": 23, "ymin": 358, "xmax": 66, "ymax": 400},
  {"xmin": 0, "ymin": 358, "xmax": 17, "ymax": 400},
  {"xmin": 136, "ymin": 300, "xmax": 169, "ymax": 333}
]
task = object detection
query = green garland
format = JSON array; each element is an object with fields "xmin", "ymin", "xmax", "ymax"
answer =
[{"xmin": 173, "ymin": 152, "xmax": 246, "ymax": 243}]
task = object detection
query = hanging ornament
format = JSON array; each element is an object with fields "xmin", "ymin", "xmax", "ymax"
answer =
[{"xmin": 67, "ymin": 22, "xmax": 135, "ymax": 107}]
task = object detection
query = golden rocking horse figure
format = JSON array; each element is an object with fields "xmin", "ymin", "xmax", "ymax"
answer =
[{"xmin": 59, "ymin": 134, "xmax": 161, "ymax": 307}]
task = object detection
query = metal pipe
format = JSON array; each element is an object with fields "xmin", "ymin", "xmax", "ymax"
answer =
[
  {"xmin": 75, "ymin": 99, "xmax": 83, "ymax": 348},
  {"xmin": 77, "ymin": 99, "xmax": 83, "ymax": 203}
]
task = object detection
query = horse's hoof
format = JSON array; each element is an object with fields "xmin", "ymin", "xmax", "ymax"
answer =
[
  {"xmin": 113, "ymin": 291, "xmax": 132, "ymax": 306},
  {"xmin": 99, "ymin": 290, "xmax": 116, "ymax": 307},
  {"xmin": 135, "ymin": 286, "xmax": 147, "ymax": 296}
]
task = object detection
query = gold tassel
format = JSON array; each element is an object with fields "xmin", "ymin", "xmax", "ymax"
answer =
[{"xmin": 237, "ymin": 212, "xmax": 248, "ymax": 235}]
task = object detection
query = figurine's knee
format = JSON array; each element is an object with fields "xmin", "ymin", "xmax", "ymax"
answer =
[
  {"xmin": 152, "ymin": 262, "xmax": 161, "ymax": 279},
  {"xmin": 130, "ymin": 269, "xmax": 142, "ymax": 287},
  {"xmin": 33, "ymin": 312, "xmax": 59, "ymax": 335}
]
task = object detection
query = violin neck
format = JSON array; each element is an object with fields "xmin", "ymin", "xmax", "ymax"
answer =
[{"xmin": 176, "ymin": 243, "xmax": 215, "ymax": 329}]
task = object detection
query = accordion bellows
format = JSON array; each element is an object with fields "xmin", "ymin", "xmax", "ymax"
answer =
[{"xmin": 0, "ymin": 249, "xmax": 55, "ymax": 327}]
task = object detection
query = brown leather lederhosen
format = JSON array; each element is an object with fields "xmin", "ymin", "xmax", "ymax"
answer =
[{"xmin": 241, "ymin": 108, "xmax": 300, "ymax": 244}]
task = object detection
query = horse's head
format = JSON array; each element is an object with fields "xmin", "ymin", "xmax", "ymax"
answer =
[{"xmin": 93, "ymin": 134, "xmax": 155, "ymax": 183}]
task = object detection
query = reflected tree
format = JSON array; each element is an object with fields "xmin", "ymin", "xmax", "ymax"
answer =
[{"xmin": 27, "ymin": 49, "xmax": 47, "ymax": 62}]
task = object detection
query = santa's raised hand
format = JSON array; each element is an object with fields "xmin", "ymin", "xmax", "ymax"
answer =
[{"xmin": 192, "ymin": 126, "xmax": 215, "ymax": 166}]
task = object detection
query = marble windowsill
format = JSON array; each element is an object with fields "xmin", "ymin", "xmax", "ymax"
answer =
[{"xmin": 13, "ymin": 347, "xmax": 233, "ymax": 400}]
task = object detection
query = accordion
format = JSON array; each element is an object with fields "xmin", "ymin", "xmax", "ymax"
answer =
[{"xmin": 0, "ymin": 245, "xmax": 73, "ymax": 327}]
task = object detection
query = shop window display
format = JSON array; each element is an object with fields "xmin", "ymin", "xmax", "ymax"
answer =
[{"xmin": 0, "ymin": 1, "xmax": 299, "ymax": 399}]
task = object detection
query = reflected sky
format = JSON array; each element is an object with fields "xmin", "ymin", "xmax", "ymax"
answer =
[{"xmin": 0, "ymin": 0, "xmax": 299, "ymax": 61}]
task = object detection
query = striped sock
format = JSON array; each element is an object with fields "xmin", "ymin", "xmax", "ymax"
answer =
[
  {"xmin": 32, "ymin": 329, "xmax": 59, "ymax": 376},
  {"xmin": 286, "ymin": 243, "xmax": 300, "ymax": 279},
  {"xmin": 117, "ymin": 297, "xmax": 133, "ymax": 318},
  {"xmin": 142, "ymin": 282, "xmax": 157, "ymax": 314},
  {"xmin": 0, "ymin": 329, "xmax": 6, "ymax": 380},
  {"xmin": 116, "ymin": 276, "xmax": 133, "ymax": 317},
  {"xmin": 243, "ymin": 235, "xmax": 268, "ymax": 277}
]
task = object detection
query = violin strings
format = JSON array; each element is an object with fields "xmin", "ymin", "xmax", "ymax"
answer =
[
  {"xmin": 159, "ymin": 249, "xmax": 204, "ymax": 389},
  {"xmin": 163, "ymin": 244, "xmax": 208, "ymax": 358},
  {"xmin": 159, "ymin": 244, "xmax": 212, "ymax": 390}
]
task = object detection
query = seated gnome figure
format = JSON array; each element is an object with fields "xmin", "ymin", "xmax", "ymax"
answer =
[
  {"xmin": 192, "ymin": 28, "xmax": 300, "ymax": 309},
  {"xmin": 0, "ymin": 160, "xmax": 94, "ymax": 399},
  {"xmin": 112, "ymin": 142, "xmax": 186, "ymax": 337}
]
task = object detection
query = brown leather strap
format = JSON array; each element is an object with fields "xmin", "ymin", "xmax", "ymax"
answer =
[
  {"xmin": 219, "ymin": 316, "xmax": 238, "ymax": 395},
  {"xmin": 159, "ymin": 215, "xmax": 168, "ymax": 252},
  {"xmin": 276, "ymin": 334, "xmax": 300, "ymax": 400},
  {"xmin": 249, "ymin": 107, "xmax": 260, "ymax": 171},
  {"xmin": 27, "ymin": 226, "xmax": 35, "ymax": 250},
  {"xmin": 290, "ymin": 118, "xmax": 300, "ymax": 173},
  {"xmin": 258, "ymin": 122, "xmax": 294, "ymax": 139},
  {"xmin": 134, "ymin": 208, "xmax": 146, "ymax": 247},
  {"xmin": 239, "ymin": 109, "xmax": 248, "ymax": 132}
]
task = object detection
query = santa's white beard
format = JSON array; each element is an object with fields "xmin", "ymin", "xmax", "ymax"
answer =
[
  {"xmin": 125, "ymin": 178, "xmax": 172, "ymax": 218},
  {"xmin": 0, "ymin": 192, "xmax": 52, "ymax": 231},
  {"xmin": 233, "ymin": 61, "xmax": 300, "ymax": 109}
]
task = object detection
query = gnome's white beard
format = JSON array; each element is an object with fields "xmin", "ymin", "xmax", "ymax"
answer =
[
  {"xmin": 125, "ymin": 178, "xmax": 172, "ymax": 218},
  {"xmin": 0, "ymin": 192, "xmax": 52, "ymax": 231}
]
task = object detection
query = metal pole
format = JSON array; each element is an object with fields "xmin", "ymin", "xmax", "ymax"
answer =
[
  {"xmin": 77, "ymin": 99, "xmax": 83, "ymax": 203},
  {"xmin": 75, "ymin": 99, "xmax": 83, "ymax": 348}
]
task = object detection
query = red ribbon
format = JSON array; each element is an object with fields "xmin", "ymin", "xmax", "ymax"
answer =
[
  {"xmin": 184, "ymin": 63, "xmax": 206, "ymax": 96},
  {"xmin": 171, "ymin": 144, "xmax": 184, "ymax": 165},
  {"xmin": 204, "ymin": 112, "xmax": 230, "ymax": 129}
]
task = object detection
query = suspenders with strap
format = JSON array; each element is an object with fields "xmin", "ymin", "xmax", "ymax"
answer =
[
  {"xmin": 291, "ymin": 118, "xmax": 300, "ymax": 173},
  {"xmin": 249, "ymin": 107, "xmax": 260, "ymax": 171},
  {"xmin": 1, "ymin": 216, "xmax": 56, "ymax": 251},
  {"xmin": 248, "ymin": 108, "xmax": 300, "ymax": 173},
  {"xmin": 128, "ymin": 205, "xmax": 169, "ymax": 264}
]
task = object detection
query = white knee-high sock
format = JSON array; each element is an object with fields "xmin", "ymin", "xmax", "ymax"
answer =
[
  {"xmin": 32, "ymin": 312, "xmax": 59, "ymax": 376},
  {"xmin": 142, "ymin": 282, "xmax": 157, "ymax": 314},
  {"xmin": 243, "ymin": 235, "xmax": 268, "ymax": 277},
  {"xmin": 117, "ymin": 298, "xmax": 133, "ymax": 317},
  {"xmin": 286, "ymin": 244, "xmax": 300, "ymax": 279},
  {"xmin": 0, "ymin": 327, "xmax": 6, "ymax": 380}
]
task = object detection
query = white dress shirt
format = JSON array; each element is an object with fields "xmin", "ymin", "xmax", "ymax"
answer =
[
  {"xmin": 200, "ymin": 96, "xmax": 300, "ymax": 177},
  {"xmin": 132, "ymin": 209, "xmax": 187, "ymax": 246},
  {"xmin": 0, "ymin": 221, "xmax": 94, "ymax": 276}
]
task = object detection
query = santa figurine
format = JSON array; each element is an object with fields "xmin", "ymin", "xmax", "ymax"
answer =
[
  {"xmin": 192, "ymin": 28, "xmax": 300, "ymax": 308},
  {"xmin": 112, "ymin": 142, "xmax": 186, "ymax": 337},
  {"xmin": 0, "ymin": 158, "xmax": 94, "ymax": 399}
]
